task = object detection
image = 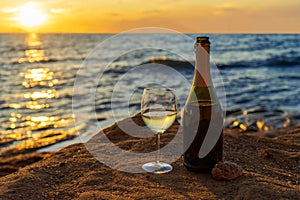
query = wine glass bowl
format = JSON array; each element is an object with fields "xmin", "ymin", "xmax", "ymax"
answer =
[{"xmin": 141, "ymin": 87, "xmax": 177, "ymax": 174}]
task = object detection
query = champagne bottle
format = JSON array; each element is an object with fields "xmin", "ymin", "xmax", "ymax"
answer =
[{"xmin": 183, "ymin": 36, "xmax": 223, "ymax": 173}]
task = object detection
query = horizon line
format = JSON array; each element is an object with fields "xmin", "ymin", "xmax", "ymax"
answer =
[{"xmin": 0, "ymin": 32, "xmax": 299, "ymax": 34}]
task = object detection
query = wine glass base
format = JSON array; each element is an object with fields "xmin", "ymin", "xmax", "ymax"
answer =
[{"xmin": 142, "ymin": 162, "xmax": 173, "ymax": 174}]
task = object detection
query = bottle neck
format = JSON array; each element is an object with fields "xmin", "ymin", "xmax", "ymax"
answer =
[{"xmin": 193, "ymin": 42, "xmax": 212, "ymax": 87}]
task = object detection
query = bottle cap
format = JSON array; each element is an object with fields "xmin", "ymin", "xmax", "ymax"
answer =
[{"xmin": 196, "ymin": 36, "xmax": 210, "ymax": 44}]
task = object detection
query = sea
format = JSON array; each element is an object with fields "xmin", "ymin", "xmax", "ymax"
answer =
[{"xmin": 0, "ymin": 33, "xmax": 299, "ymax": 154}]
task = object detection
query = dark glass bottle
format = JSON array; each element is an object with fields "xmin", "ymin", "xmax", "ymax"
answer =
[{"xmin": 183, "ymin": 36, "xmax": 223, "ymax": 173}]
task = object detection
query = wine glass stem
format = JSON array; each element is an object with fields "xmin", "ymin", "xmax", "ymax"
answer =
[{"xmin": 156, "ymin": 132, "xmax": 161, "ymax": 164}]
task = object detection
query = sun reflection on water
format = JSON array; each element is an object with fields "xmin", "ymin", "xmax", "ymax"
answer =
[
  {"xmin": 24, "ymin": 89, "xmax": 59, "ymax": 100},
  {"xmin": 26, "ymin": 102, "xmax": 50, "ymax": 110},
  {"xmin": 0, "ymin": 33, "xmax": 82, "ymax": 155},
  {"xmin": 18, "ymin": 33, "xmax": 49, "ymax": 64},
  {"xmin": 20, "ymin": 68, "xmax": 59, "ymax": 88},
  {"xmin": 7, "ymin": 113, "xmax": 75, "ymax": 131}
]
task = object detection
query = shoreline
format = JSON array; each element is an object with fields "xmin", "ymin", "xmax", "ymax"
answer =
[
  {"xmin": 0, "ymin": 114, "xmax": 299, "ymax": 199},
  {"xmin": 1, "ymin": 108, "xmax": 300, "ymax": 156}
]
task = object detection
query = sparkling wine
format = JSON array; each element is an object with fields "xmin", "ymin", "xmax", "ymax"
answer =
[
  {"xmin": 183, "ymin": 36, "xmax": 224, "ymax": 173},
  {"xmin": 142, "ymin": 110, "xmax": 176, "ymax": 133},
  {"xmin": 183, "ymin": 97, "xmax": 223, "ymax": 172}
]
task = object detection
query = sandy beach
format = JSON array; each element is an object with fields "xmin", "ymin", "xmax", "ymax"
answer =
[
  {"xmin": 0, "ymin": 114, "xmax": 299, "ymax": 199},
  {"xmin": 0, "ymin": 0, "xmax": 299, "ymax": 198}
]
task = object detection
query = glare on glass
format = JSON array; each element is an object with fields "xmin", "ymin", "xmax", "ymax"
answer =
[{"xmin": 141, "ymin": 87, "xmax": 177, "ymax": 174}]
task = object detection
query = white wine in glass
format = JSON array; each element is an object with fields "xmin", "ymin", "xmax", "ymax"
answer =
[{"xmin": 141, "ymin": 87, "xmax": 177, "ymax": 174}]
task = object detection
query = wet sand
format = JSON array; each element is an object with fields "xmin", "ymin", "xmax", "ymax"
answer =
[{"xmin": 0, "ymin": 114, "xmax": 299, "ymax": 199}]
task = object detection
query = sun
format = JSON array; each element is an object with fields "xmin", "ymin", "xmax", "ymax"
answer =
[{"xmin": 18, "ymin": 2, "xmax": 47, "ymax": 27}]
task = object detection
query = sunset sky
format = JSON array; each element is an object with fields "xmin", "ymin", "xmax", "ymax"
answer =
[{"xmin": 0, "ymin": 0, "xmax": 299, "ymax": 33}]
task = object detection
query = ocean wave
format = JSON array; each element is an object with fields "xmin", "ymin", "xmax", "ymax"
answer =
[
  {"xmin": 218, "ymin": 55, "xmax": 300, "ymax": 68},
  {"xmin": 135, "ymin": 55, "xmax": 300, "ymax": 70},
  {"xmin": 11, "ymin": 57, "xmax": 84, "ymax": 65},
  {"xmin": 140, "ymin": 58, "xmax": 194, "ymax": 68}
]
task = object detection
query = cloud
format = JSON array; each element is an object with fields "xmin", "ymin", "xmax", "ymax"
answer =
[
  {"xmin": 144, "ymin": 9, "xmax": 161, "ymax": 14},
  {"xmin": 213, "ymin": 4, "xmax": 243, "ymax": 15},
  {"xmin": 46, "ymin": 0, "xmax": 82, "ymax": 14},
  {"xmin": 50, "ymin": 8, "xmax": 65, "ymax": 14},
  {"xmin": 106, "ymin": 8, "xmax": 162, "ymax": 18},
  {"xmin": 2, "ymin": 7, "xmax": 18, "ymax": 13},
  {"xmin": 49, "ymin": 7, "xmax": 82, "ymax": 15},
  {"xmin": 108, "ymin": 12, "xmax": 120, "ymax": 17}
]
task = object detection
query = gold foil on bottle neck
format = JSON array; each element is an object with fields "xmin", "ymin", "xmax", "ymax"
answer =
[{"xmin": 196, "ymin": 36, "xmax": 210, "ymax": 53}]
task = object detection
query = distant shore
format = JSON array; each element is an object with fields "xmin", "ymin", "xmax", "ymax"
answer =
[{"xmin": 0, "ymin": 114, "xmax": 299, "ymax": 199}]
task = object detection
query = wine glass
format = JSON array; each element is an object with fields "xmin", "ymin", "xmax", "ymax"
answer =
[{"xmin": 141, "ymin": 87, "xmax": 178, "ymax": 174}]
